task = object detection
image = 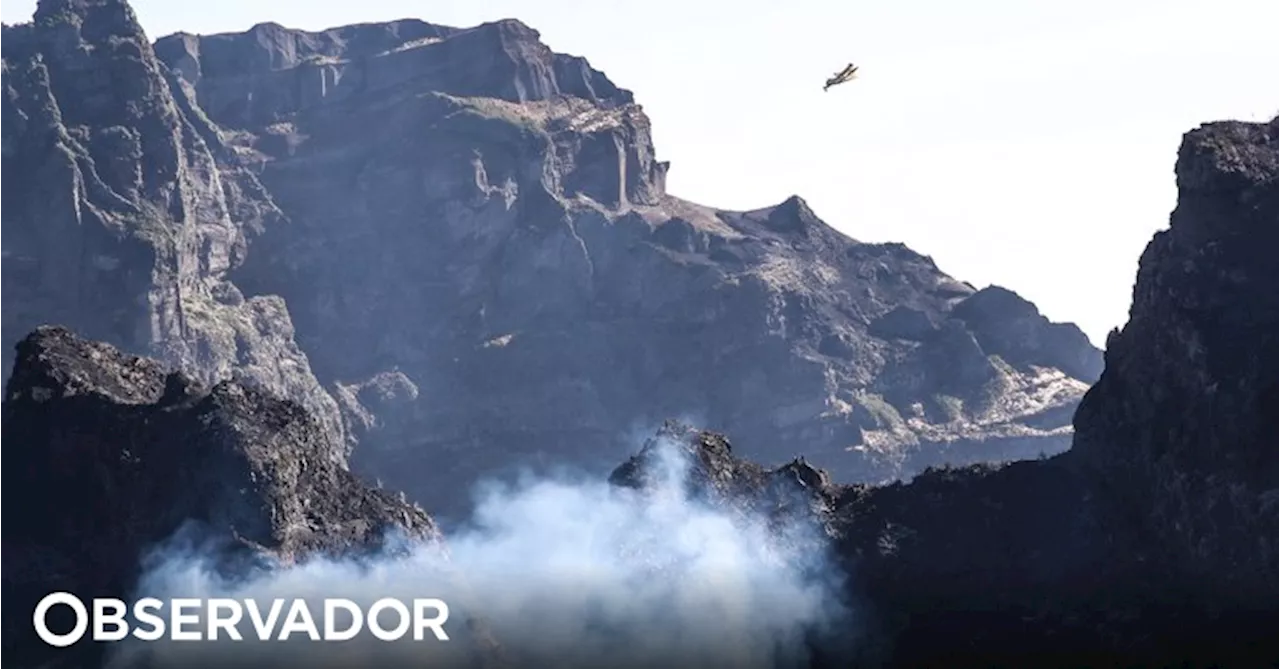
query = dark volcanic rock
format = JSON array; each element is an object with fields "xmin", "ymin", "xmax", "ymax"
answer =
[
  {"xmin": 609, "ymin": 419, "xmax": 840, "ymax": 526},
  {"xmin": 142, "ymin": 13, "xmax": 1098, "ymax": 514},
  {"xmin": 612, "ymin": 119, "xmax": 1279, "ymax": 668},
  {"xmin": 614, "ymin": 425, "xmax": 1147, "ymax": 667},
  {"xmin": 1071, "ymin": 117, "xmax": 1279, "ymax": 608},
  {"xmin": 634, "ymin": 427, "xmax": 1270, "ymax": 668},
  {"xmin": 1, "ymin": 325, "xmax": 438, "ymax": 668}
]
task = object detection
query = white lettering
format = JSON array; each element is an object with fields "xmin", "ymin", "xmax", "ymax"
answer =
[
  {"xmin": 31, "ymin": 595, "xmax": 453, "ymax": 644},
  {"xmin": 170, "ymin": 599, "xmax": 202, "ymax": 641},
  {"xmin": 92, "ymin": 598, "xmax": 128, "ymax": 641},
  {"xmin": 245, "ymin": 599, "xmax": 284, "ymax": 641},
  {"xmin": 33, "ymin": 592, "xmax": 88, "ymax": 647},
  {"xmin": 207, "ymin": 599, "xmax": 243, "ymax": 641},
  {"xmin": 132, "ymin": 597, "xmax": 165, "ymax": 641},
  {"xmin": 367, "ymin": 598, "xmax": 410, "ymax": 641},
  {"xmin": 277, "ymin": 600, "xmax": 320, "ymax": 641},
  {"xmin": 413, "ymin": 598, "xmax": 450, "ymax": 641},
  {"xmin": 324, "ymin": 599, "xmax": 363, "ymax": 642}
]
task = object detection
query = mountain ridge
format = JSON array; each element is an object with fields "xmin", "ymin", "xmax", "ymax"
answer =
[
  {"xmin": 2, "ymin": 3, "xmax": 1273, "ymax": 667},
  {"xmin": 147, "ymin": 15, "xmax": 1100, "ymax": 511},
  {"xmin": 4, "ymin": 0, "xmax": 1101, "ymax": 516}
]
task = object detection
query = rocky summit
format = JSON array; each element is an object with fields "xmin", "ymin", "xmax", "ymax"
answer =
[
  {"xmin": 1071, "ymin": 118, "xmax": 1279, "ymax": 611},
  {"xmin": 613, "ymin": 118, "xmax": 1279, "ymax": 668}
]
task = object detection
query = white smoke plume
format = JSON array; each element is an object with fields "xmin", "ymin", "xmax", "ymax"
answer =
[{"xmin": 106, "ymin": 433, "xmax": 854, "ymax": 669}]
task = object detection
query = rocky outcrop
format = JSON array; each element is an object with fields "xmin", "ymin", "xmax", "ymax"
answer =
[
  {"xmin": 610, "ymin": 419, "xmax": 841, "ymax": 533},
  {"xmin": 1071, "ymin": 117, "xmax": 1279, "ymax": 608},
  {"xmin": 630, "ymin": 423, "xmax": 1269, "ymax": 668},
  {"xmin": 1, "ymin": 326, "xmax": 440, "ymax": 668},
  {"xmin": 951, "ymin": 284, "xmax": 1103, "ymax": 383},
  {"xmin": 611, "ymin": 119, "xmax": 1278, "ymax": 668},
  {"xmin": 141, "ymin": 13, "xmax": 1096, "ymax": 514},
  {"xmin": 1, "ymin": 0, "xmax": 346, "ymax": 461}
]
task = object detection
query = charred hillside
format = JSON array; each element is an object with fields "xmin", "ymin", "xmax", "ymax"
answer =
[
  {"xmin": 0, "ymin": 326, "xmax": 440, "ymax": 669},
  {"xmin": 614, "ymin": 118, "xmax": 1279, "ymax": 668},
  {"xmin": 151, "ymin": 12, "xmax": 1101, "ymax": 511},
  {"xmin": 1071, "ymin": 117, "xmax": 1279, "ymax": 609}
]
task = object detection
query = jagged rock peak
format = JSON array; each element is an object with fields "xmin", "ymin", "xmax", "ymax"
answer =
[
  {"xmin": 1166, "ymin": 118, "xmax": 1278, "ymax": 250},
  {"xmin": 765, "ymin": 194, "xmax": 823, "ymax": 233},
  {"xmin": 609, "ymin": 420, "xmax": 840, "ymax": 513},
  {"xmin": 160, "ymin": 18, "xmax": 461, "ymax": 78},
  {"xmin": 729, "ymin": 195, "xmax": 830, "ymax": 234},
  {"xmin": 1072, "ymin": 117, "xmax": 1278, "ymax": 607},
  {"xmin": 23, "ymin": 0, "xmax": 147, "ymax": 49},
  {"xmin": 6, "ymin": 324, "xmax": 171, "ymax": 404},
  {"xmin": 152, "ymin": 13, "xmax": 634, "ymax": 120},
  {"xmin": 33, "ymin": 0, "xmax": 137, "ymax": 22},
  {"xmin": 1176, "ymin": 117, "xmax": 1278, "ymax": 194}
]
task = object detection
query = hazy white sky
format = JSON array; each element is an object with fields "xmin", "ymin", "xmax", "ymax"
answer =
[{"xmin": 4, "ymin": 0, "xmax": 1277, "ymax": 344}]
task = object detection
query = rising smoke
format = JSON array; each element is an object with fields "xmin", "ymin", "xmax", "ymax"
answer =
[{"xmin": 107, "ymin": 433, "xmax": 854, "ymax": 669}]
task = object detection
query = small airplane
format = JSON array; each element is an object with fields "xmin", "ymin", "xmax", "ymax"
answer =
[{"xmin": 824, "ymin": 63, "xmax": 859, "ymax": 92}]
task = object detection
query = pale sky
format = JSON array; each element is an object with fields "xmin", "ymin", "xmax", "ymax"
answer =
[{"xmin": 4, "ymin": 0, "xmax": 1277, "ymax": 344}]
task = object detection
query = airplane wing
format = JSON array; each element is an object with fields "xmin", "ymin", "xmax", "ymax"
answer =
[{"xmin": 824, "ymin": 63, "xmax": 860, "ymax": 90}]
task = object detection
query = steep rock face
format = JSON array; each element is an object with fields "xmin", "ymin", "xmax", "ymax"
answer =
[
  {"xmin": 611, "ymin": 119, "xmax": 1278, "ymax": 668},
  {"xmin": 1, "ymin": 0, "xmax": 346, "ymax": 461},
  {"xmin": 149, "ymin": 17, "xmax": 1099, "ymax": 515},
  {"xmin": 1, "ymin": 326, "xmax": 439, "ymax": 668},
  {"xmin": 1071, "ymin": 118, "xmax": 1279, "ymax": 606}
]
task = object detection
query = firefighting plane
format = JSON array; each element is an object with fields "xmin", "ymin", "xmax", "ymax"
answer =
[{"xmin": 823, "ymin": 63, "xmax": 859, "ymax": 92}]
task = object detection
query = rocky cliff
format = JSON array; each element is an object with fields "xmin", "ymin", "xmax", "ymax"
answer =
[
  {"xmin": 7, "ymin": 112, "xmax": 1280, "ymax": 665},
  {"xmin": 1, "ymin": 0, "xmax": 346, "ymax": 463},
  {"xmin": 1, "ymin": 326, "xmax": 440, "ymax": 668},
  {"xmin": 4, "ymin": 0, "xmax": 1102, "ymax": 517},
  {"xmin": 1071, "ymin": 117, "xmax": 1278, "ymax": 609},
  {"xmin": 613, "ymin": 118, "xmax": 1279, "ymax": 668},
  {"xmin": 152, "ymin": 13, "xmax": 1100, "ymax": 514}
]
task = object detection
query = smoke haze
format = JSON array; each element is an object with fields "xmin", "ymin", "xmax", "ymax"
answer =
[{"xmin": 108, "ymin": 434, "xmax": 854, "ymax": 668}]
